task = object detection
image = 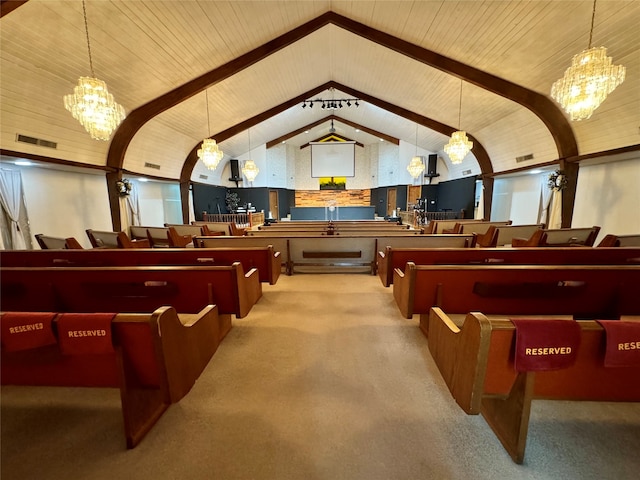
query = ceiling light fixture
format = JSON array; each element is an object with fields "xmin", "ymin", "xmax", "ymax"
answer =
[
  {"xmin": 551, "ymin": 0, "xmax": 625, "ymax": 121},
  {"xmin": 242, "ymin": 129, "xmax": 259, "ymax": 184},
  {"xmin": 444, "ymin": 79, "xmax": 473, "ymax": 165},
  {"xmin": 197, "ymin": 89, "xmax": 224, "ymax": 171},
  {"xmin": 407, "ymin": 123, "xmax": 425, "ymax": 179},
  {"xmin": 63, "ymin": 0, "xmax": 125, "ymax": 141},
  {"xmin": 302, "ymin": 98, "xmax": 361, "ymax": 110}
]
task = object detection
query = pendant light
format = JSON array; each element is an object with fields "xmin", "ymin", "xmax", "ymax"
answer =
[{"xmin": 63, "ymin": 0, "xmax": 125, "ymax": 141}]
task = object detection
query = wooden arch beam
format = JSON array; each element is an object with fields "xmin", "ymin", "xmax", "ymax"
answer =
[{"xmin": 107, "ymin": 11, "xmax": 577, "ymax": 228}]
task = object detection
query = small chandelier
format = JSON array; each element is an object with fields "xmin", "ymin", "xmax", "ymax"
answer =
[
  {"xmin": 407, "ymin": 124, "xmax": 425, "ymax": 179},
  {"xmin": 63, "ymin": 0, "xmax": 125, "ymax": 141},
  {"xmin": 197, "ymin": 90, "xmax": 224, "ymax": 170},
  {"xmin": 242, "ymin": 160, "xmax": 260, "ymax": 183},
  {"xmin": 551, "ymin": 0, "xmax": 625, "ymax": 121},
  {"xmin": 407, "ymin": 157, "xmax": 425, "ymax": 178},
  {"xmin": 444, "ymin": 80, "xmax": 473, "ymax": 164},
  {"xmin": 242, "ymin": 129, "xmax": 259, "ymax": 183}
]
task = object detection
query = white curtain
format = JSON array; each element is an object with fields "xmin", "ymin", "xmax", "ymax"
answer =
[
  {"xmin": 475, "ymin": 184, "xmax": 484, "ymax": 219},
  {"xmin": 539, "ymin": 176, "xmax": 554, "ymax": 227},
  {"xmin": 126, "ymin": 183, "xmax": 141, "ymax": 227},
  {"xmin": 548, "ymin": 188, "xmax": 562, "ymax": 229},
  {"xmin": 0, "ymin": 169, "xmax": 28, "ymax": 249}
]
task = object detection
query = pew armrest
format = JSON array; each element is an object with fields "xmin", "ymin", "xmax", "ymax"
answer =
[
  {"xmin": 426, "ymin": 308, "xmax": 493, "ymax": 414},
  {"xmin": 151, "ymin": 305, "xmax": 221, "ymax": 402},
  {"xmin": 392, "ymin": 262, "xmax": 416, "ymax": 319},
  {"xmin": 234, "ymin": 263, "xmax": 262, "ymax": 318},
  {"xmin": 377, "ymin": 250, "xmax": 390, "ymax": 287}
]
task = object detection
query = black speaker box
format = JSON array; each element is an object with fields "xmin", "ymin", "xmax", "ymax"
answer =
[
  {"xmin": 230, "ymin": 159, "xmax": 240, "ymax": 179},
  {"xmin": 427, "ymin": 154, "xmax": 438, "ymax": 176}
]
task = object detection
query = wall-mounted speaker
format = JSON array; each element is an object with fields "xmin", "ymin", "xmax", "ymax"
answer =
[
  {"xmin": 230, "ymin": 159, "xmax": 240, "ymax": 179},
  {"xmin": 427, "ymin": 154, "xmax": 438, "ymax": 176}
]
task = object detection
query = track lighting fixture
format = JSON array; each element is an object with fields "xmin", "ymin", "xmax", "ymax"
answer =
[{"xmin": 301, "ymin": 98, "xmax": 361, "ymax": 110}]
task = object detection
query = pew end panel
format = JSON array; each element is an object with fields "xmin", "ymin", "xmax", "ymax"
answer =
[
  {"xmin": 426, "ymin": 309, "xmax": 640, "ymax": 464},
  {"xmin": 1, "ymin": 305, "xmax": 222, "ymax": 448}
]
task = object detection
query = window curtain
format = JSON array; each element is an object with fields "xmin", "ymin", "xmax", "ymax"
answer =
[
  {"xmin": 548, "ymin": 188, "xmax": 562, "ymax": 229},
  {"xmin": 539, "ymin": 175, "xmax": 553, "ymax": 227},
  {"xmin": 0, "ymin": 169, "xmax": 30, "ymax": 250},
  {"xmin": 474, "ymin": 184, "xmax": 484, "ymax": 220},
  {"xmin": 123, "ymin": 182, "xmax": 141, "ymax": 230}
]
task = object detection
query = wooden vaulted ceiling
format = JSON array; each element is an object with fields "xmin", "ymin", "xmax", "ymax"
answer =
[{"xmin": 1, "ymin": 1, "xmax": 638, "ymax": 188}]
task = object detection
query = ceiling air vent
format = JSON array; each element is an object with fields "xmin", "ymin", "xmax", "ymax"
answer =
[
  {"xmin": 462, "ymin": 169, "xmax": 472, "ymax": 176},
  {"xmin": 199, "ymin": 174, "xmax": 208, "ymax": 180},
  {"xmin": 16, "ymin": 134, "xmax": 57, "ymax": 149},
  {"xmin": 515, "ymin": 153, "xmax": 534, "ymax": 163},
  {"xmin": 144, "ymin": 162, "xmax": 161, "ymax": 170}
]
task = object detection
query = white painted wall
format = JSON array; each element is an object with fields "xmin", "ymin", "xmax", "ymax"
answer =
[
  {"xmin": 5, "ymin": 164, "xmax": 112, "ymax": 249},
  {"xmin": 573, "ymin": 154, "xmax": 640, "ymax": 242},
  {"xmin": 491, "ymin": 172, "xmax": 546, "ymax": 225},
  {"xmin": 6, "ymin": 149, "xmax": 638, "ymax": 250}
]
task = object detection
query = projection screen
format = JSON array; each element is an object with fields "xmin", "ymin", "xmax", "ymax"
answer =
[{"xmin": 310, "ymin": 142, "xmax": 356, "ymax": 178}]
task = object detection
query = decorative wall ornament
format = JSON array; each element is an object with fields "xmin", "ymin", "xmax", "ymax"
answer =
[
  {"xmin": 116, "ymin": 179, "xmax": 132, "ymax": 197},
  {"xmin": 547, "ymin": 170, "xmax": 568, "ymax": 191}
]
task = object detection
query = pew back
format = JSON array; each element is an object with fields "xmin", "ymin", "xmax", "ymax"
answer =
[
  {"xmin": 0, "ymin": 246, "xmax": 281, "ymax": 285},
  {"xmin": 393, "ymin": 263, "xmax": 640, "ymax": 318},
  {"xmin": 1, "ymin": 263, "xmax": 261, "ymax": 318},
  {"xmin": 378, "ymin": 246, "xmax": 640, "ymax": 287}
]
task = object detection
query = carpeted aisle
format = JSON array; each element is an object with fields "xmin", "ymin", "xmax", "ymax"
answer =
[{"xmin": 2, "ymin": 273, "xmax": 640, "ymax": 479}]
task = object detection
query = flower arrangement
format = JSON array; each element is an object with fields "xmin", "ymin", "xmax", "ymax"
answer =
[
  {"xmin": 116, "ymin": 179, "xmax": 132, "ymax": 197},
  {"xmin": 547, "ymin": 170, "xmax": 567, "ymax": 191},
  {"xmin": 225, "ymin": 191, "xmax": 240, "ymax": 211}
]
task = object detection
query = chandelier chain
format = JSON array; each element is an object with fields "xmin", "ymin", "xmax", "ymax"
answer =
[
  {"xmin": 81, "ymin": 0, "xmax": 95, "ymax": 77},
  {"xmin": 205, "ymin": 89, "xmax": 211, "ymax": 137},
  {"xmin": 457, "ymin": 80, "xmax": 463, "ymax": 129},
  {"xmin": 588, "ymin": 0, "xmax": 597, "ymax": 49}
]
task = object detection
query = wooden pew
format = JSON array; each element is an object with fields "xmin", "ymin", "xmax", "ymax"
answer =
[
  {"xmin": 196, "ymin": 236, "xmax": 291, "ymax": 274},
  {"xmin": 597, "ymin": 233, "xmax": 640, "ymax": 247},
  {"xmin": 1, "ymin": 262, "xmax": 261, "ymax": 321},
  {"xmin": 475, "ymin": 224, "xmax": 544, "ymax": 248},
  {"xmin": 35, "ymin": 234, "xmax": 83, "ymax": 250},
  {"xmin": 1, "ymin": 305, "xmax": 220, "ymax": 448},
  {"xmin": 378, "ymin": 246, "xmax": 640, "ymax": 287},
  {"xmin": 512, "ymin": 226, "xmax": 601, "ymax": 247},
  {"xmin": 86, "ymin": 229, "xmax": 150, "ymax": 249},
  {"xmin": 287, "ymin": 236, "xmax": 377, "ymax": 273},
  {"xmin": 425, "ymin": 219, "xmax": 482, "ymax": 234},
  {"xmin": 245, "ymin": 228, "xmax": 424, "ymax": 237},
  {"xmin": 192, "ymin": 221, "xmax": 237, "ymax": 236},
  {"xmin": 392, "ymin": 263, "xmax": 640, "ymax": 319},
  {"xmin": 454, "ymin": 221, "xmax": 514, "ymax": 235},
  {"xmin": 0, "ymin": 246, "xmax": 281, "ymax": 285},
  {"xmin": 427, "ymin": 308, "xmax": 640, "ymax": 463}
]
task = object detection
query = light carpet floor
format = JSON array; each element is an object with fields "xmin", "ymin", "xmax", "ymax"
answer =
[{"xmin": 2, "ymin": 273, "xmax": 640, "ymax": 480}]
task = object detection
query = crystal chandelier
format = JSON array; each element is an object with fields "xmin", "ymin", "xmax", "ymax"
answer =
[
  {"xmin": 407, "ymin": 124, "xmax": 425, "ymax": 179},
  {"xmin": 551, "ymin": 0, "xmax": 625, "ymax": 121},
  {"xmin": 197, "ymin": 90, "xmax": 224, "ymax": 170},
  {"xmin": 444, "ymin": 80, "xmax": 473, "ymax": 164},
  {"xmin": 407, "ymin": 157, "xmax": 425, "ymax": 178},
  {"xmin": 242, "ymin": 160, "xmax": 260, "ymax": 183},
  {"xmin": 242, "ymin": 129, "xmax": 259, "ymax": 183},
  {"xmin": 63, "ymin": 0, "xmax": 125, "ymax": 141}
]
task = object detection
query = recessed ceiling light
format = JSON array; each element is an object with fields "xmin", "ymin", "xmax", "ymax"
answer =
[
  {"xmin": 138, "ymin": 178, "xmax": 149, "ymax": 182},
  {"xmin": 305, "ymin": 130, "xmax": 310, "ymax": 134},
  {"xmin": 15, "ymin": 160, "xmax": 32, "ymax": 166}
]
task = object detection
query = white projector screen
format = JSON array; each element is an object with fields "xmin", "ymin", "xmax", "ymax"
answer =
[{"xmin": 310, "ymin": 142, "xmax": 355, "ymax": 178}]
